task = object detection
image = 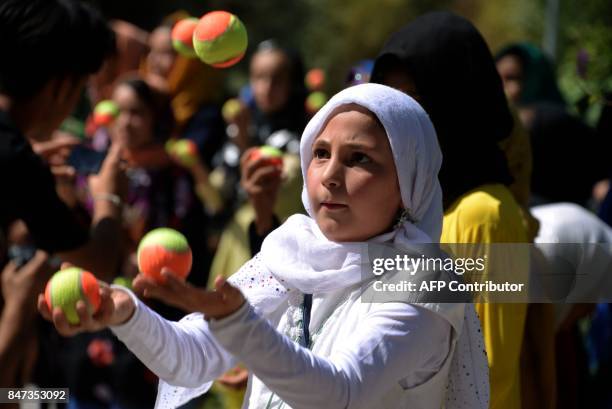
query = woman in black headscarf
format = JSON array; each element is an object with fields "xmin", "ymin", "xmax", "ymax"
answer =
[
  {"xmin": 371, "ymin": 11, "xmax": 513, "ymax": 209},
  {"xmin": 372, "ymin": 12, "xmax": 534, "ymax": 409}
]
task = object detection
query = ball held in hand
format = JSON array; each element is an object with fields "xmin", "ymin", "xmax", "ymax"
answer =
[
  {"xmin": 44, "ymin": 267, "xmax": 101, "ymax": 325},
  {"xmin": 193, "ymin": 11, "xmax": 248, "ymax": 68},
  {"xmin": 137, "ymin": 228, "xmax": 192, "ymax": 283},
  {"xmin": 165, "ymin": 139, "xmax": 199, "ymax": 168},
  {"xmin": 93, "ymin": 100, "xmax": 119, "ymax": 126},
  {"xmin": 171, "ymin": 17, "xmax": 199, "ymax": 58},
  {"xmin": 247, "ymin": 145, "xmax": 284, "ymax": 169}
]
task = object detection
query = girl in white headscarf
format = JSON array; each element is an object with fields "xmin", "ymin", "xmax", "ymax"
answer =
[{"xmin": 39, "ymin": 83, "xmax": 488, "ymax": 409}]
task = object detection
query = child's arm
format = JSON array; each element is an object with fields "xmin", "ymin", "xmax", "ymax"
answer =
[
  {"xmin": 109, "ymin": 287, "xmax": 237, "ymax": 388},
  {"xmin": 38, "ymin": 283, "xmax": 237, "ymax": 389},
  {"xmin": 208, "ymin": 300, "xmax": 455, "ymax": 409}
]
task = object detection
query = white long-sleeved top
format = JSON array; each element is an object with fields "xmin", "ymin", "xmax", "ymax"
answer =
[{"xmin": 111, "ymin": 286, "xmax": 454, "ymax": 409}]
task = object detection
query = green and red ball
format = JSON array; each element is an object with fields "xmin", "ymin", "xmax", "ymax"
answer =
[
  {"xmin": 137, "ymin": 228, "xmax": 192, "ymax": 283},
  {"xmin": 93, "ymin": 100, "xmax": 119, "ymax": 127},
  {"xmin": 165, "ymin": 139, "xmax": 199, "ymax": 168},
  {"xmin": 193, "ymin": 11, "xmax": 248, "ymax": 68},
  {"xmin": 171, "ymin": 17, "xmax": 199, "ymax": 58},
  {"xmin": 247, "ymin": 145, "xmax": 284, "ymax": 169},
  {"xmin": 44, "ymin": 267, "xmax": 101, "ymax": 325}
]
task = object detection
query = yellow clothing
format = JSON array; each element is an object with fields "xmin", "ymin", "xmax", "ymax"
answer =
[
  {"xmin": 202, "ymin": 382, "xmax": 246, "ymax": 409},
  {"xmin": 208, "ymin": 204, "xmax": 258, "ymax": 286},
  {"xmin": 441, "ymin": 184, "xmax": 529, "ymax": 409}
]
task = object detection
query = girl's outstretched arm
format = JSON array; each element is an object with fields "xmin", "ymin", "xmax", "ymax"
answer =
[
  {"xmin": 39, "ymin": 276, "xmax": 237, "ymax": 389},
  {"xmin": 109, "ymin": 287, "xmax": 237, "ymax": 388},
  {"xmin": 208, "ymin": 299, "xmax": 454, "ymax": 409}
]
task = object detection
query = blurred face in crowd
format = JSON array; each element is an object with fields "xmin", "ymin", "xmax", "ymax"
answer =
[
  {"xmin": 306, "ymin": 104, "xmax": 402, "ymax": 242},
  {"xmin": 250, "ymin": 49, "xmax": 292, "ymax": 114},
  {"xmin": 496, "ymin": 54, "xmax": 523, "ymax": 104},
  {"xmin": 112, "ymin": 83, "xmax": 155, "ymax": 150},
  {"xmin": 147, "ymin": 27, "xmax": 176, "ymax": 80}
]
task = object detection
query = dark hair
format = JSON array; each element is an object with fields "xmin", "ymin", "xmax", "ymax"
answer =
[
  {"xmin": 0, "ymin": 0, "xmax": 115, "ymax": 99},
  {"xmin": 117, "ymin": 77, "xmax": 175, "ymax": 142}
]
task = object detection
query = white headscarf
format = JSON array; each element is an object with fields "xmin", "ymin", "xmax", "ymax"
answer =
[{"xmin": 300, "ymin": 83, "xmax": 443, "ymax": 243}]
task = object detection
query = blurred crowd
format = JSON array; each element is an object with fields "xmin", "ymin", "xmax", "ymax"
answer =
[{"xmin": 0, "ymin": 1, "xmax": 611, "ymax": 408}]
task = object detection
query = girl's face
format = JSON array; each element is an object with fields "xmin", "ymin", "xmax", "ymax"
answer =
[
  {"xmin": 112, "ymin": 84, "xmax": 155, "ymax": 149},
  {"xmin": 147, "ymin": 27, "xmax": 176, "ymax": 79},
  {"xmin": 250, "ymin": 49, "xmax": 292, "ymax": 114},
  {"xmin": 307, "ymin": 105, "xmax": 402, "ymax": 242}
]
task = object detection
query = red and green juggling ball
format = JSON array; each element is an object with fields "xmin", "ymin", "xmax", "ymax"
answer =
[
  {"xmin": 171, "ymin": 17, "xmax": 199, "ymax": 58},
  {"xmin": 165, "ymin": 139, "xmax": 199, "ymax": 168},
  {"xmin": 193, "ymin": 11, "xmax": 248, "ymax": 68},
  {"xmin": 248, "ymin": 145, "xmax": 284, "ymax": 169},
  {"xmin": 93, "ymin": 100, "xmax": 119, "ymax": 126},
  {"xmin": 44, "ymin": 267, "xmax": 101, "ymax": 325},
  {"xmin": 137, "ymin": 228, "xmax": 192, "ymax": 283}
]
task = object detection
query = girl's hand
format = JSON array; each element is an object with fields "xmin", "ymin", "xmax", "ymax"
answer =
[
  {"xmin": 37, "ymin": 283, "xmax": 136, "ymax": 337},
  {"xmin": 133, "ymin": 271, "xmax": 245, "ymax": 320}
]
